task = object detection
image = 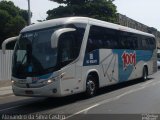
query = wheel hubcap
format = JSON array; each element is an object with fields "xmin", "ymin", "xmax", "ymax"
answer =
[
  {"xmin": 144, "ymin": 71, "xmax": 147, "ymax": 79},
  {"xmin": 87, "ymin": 80, "xmax": 95, "ymax": 95},
  {"xmin": 144, "ymin": 69, "xmax": 147, "ymax": 80}
]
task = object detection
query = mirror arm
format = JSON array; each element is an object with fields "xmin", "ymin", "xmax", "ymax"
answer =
[
  {"xmin": 2, "ymin": 36, "xmax": 19, "ymax": 54},
  {"xmin": 51, "ymin": 28, "xmax": 76, "ymax": 48}
]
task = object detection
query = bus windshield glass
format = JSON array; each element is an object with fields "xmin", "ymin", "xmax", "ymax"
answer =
[
  {"xmin": 12, "ymin": 26, "xmax": 61, "ymax": 78},
  {"xmin": 12, "ymin": 23, "xmax": 86, "ymax": 78}
]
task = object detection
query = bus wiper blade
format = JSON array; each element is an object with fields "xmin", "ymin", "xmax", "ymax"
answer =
[
  {"xmin": 17, "ymin": 53, "xmax": 27, "ymax": 72},
  {"xmin": 46, "ymin": 67, "xmax": 55, "ymax": 71}
]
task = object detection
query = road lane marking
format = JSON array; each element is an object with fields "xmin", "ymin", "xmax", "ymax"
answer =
[
  {"xmin": 0, "ymin": 80, "xmax": 160, "ymax": 116},
  {"xmin": 140, "ymin": 80, "xmax": 153, "ymax": 87},
  {"xmin": 65, "ymin": 103, "xmax": 99, "ymax": 119},
  {"xmin": 65, "ymin": 80, "xmax": 160, "ymax": 120},
  {"xmin": 0, "ymin": 105, "xmax": 24, "ymax": 112}
]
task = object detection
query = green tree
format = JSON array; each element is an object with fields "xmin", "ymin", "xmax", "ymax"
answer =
[
  {"xmin": 50, "ymin": 0, "xmax": 115, "ymax": 5},
  {"xmin": 50, "ymin": 0, "xmax": 86, "ymax": 5},
  {"xmin": 0, "ymin": 0, "xmax": 28, "ymax": 49},
  {"xmin": 47, "ymin": 0, "xmax": 117, "ymax": 22},
  {"xmin": 19, "ymin": 10, "xmax": 29, "ymax": 23}
]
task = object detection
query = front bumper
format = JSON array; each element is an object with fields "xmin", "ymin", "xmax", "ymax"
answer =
[{"xmin": 12, "ymin": 81, "xmax": 62, "ymax": 97}]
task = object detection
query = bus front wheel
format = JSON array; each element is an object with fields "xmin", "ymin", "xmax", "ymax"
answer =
[{"xmin": 85, "ymin": 76, "xmax": 97, "ymax": 97}]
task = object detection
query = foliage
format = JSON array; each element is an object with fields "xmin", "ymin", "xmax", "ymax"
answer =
[
  {"xmin": 0, "ymin": 1, "xmax": 28, "ymax": 49},
  {"xmin": 49, "ymin": 0, "xmax": 86, "ymax": 5},
  {"xmin": 47, "ymin": 0, "xmax": 117, "ymax": 23},
  {"xmin": 49, "ymin": 0, "xmax": 115, "ymax": 5}
]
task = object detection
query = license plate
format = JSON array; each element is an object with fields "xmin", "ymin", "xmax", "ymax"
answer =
[
  {"xmin": 25, "ymin": 90, "xmax": 33, "ymax": 94},
  {"xmin": 19, "ymin": 79, "xmax": 27, "ymax": 84}
]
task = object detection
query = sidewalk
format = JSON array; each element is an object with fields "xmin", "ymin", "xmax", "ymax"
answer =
[
  {"xmin": 0, "ymin": 80, "xmax": 13, "ymax": 97},
  {"xmin": 0, "ymin": 86, "xmax": 12, "ymax": 97}
]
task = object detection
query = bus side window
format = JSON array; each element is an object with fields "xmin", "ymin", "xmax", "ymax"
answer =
[
  {"xmin": 137, "ymin": 35, "xmax": 143, "ymax": 50},
  {"xmin": 119, "ymin": 31, "xmax": 126, "ymax": 49},
  {"xmin": 65, "ymin": 23, "xmax": 86, "ymax": 56},
  {"xmin": 119, "ymin": 32, "xmax": 136, "ymax": 50},
  {"xmin": 87, "ymin": 38, "xmax": 94, "ymax": 52},
  {"xmin": 86, "ymin": 25, "xmax": 119, "ymax": 53},
  {"xmin": 147, "ymin": 38, "xmax": 156, "ymax": 50},
  {"xmin": 86, "ymin": 26, "xmax": 101, "ymax": 53},
  {"xmin": 119, "ymin": 36, "xmax": 126, "ymax": 49},
  {"xmin": 59, "ymin": 32, "xmax": 76, "ymax": 64},
  {"xmin": 103, "ymin": 28, "xmax": 118, "ymax": 49},
  {"xmin": 133, "ymin": 38, "xmax": 138, "ymax": 49},
  {"xmin": 142, "ymin": 36, "xmax": 148, "ymax": 50},
  {"xmin": 151, "ymin": 38, "xmax": 156, "ymax": 49}
]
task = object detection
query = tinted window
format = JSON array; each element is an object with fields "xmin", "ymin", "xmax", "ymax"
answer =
[
  {"xmin": 65, "ymin": 23, "xmax": 86, "ymax": 55},
  {"xmin": 59, "ymin": 23, "xmax": 86, "ymax": 66},
  {"xmin": 119, "ymin": 31, "xmax": 138, "ymax": 49},
  {"xmin": 59, "ymin": 32, "xmax": 75, "ymax": 62},
  {"xmin": 86, "ymin": 25, "xmax": 155, "ymax": 52},
  {"xmin": 141, "ymin": 36, "xmax": 148, "ymax": 49},
  {"xmin": 86, "ymin": 25, "xmax": 118, "ymax": 53},
  {"xmin": 140, "ymin": 36, "xmax": 156, "ymax": 50},
  {"xmin": 120, "ymin": 32, "xmax": 155, "ymax": 50},
  {"xmin": 147, "ymin": 38, "xmax": 156, "ymax": 50},
  {"xmin": 157, "ymin": 53, "xmax": 160, "ymax": 59}
]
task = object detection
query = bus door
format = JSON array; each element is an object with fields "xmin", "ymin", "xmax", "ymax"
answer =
[{"xmin": 58, "ymin": 32, "xmax": 77, "ymax": 95}]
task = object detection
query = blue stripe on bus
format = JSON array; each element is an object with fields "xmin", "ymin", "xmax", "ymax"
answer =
[
  {"xmin": 113, "ymin": 49, "xmax": 153, "ymax": 82},
  {"xmin": 32, "ymin": 73, "xmax": 52, "ymax": 83},
  {"xmin": 83, "ymin": 49, "xmax": 153, "ymax": 82}
]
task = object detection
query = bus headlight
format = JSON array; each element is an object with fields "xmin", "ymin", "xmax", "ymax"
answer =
[
  {"xmin": 42, "ymin": 77, "xmax": 58, "ymax": 85},
  {"xmin": 42, "ymin": 73, "xmax": 65, "ymax": 85},
  {"xmin": 43, "ymin": 79, "xmax": 55, "ymax": 85},
  {"xmin": 11, "ymin": 80, "xmax": 15, "ymax": 83},
  {"xmin": 47, "ymin": 79, "xmax": 53, "ymax": 83},
  {"xmin": 11, "ymin": 80, "xmax": 17, "ymax": 85}
]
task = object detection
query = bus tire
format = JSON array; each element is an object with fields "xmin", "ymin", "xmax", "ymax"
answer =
[
  {"xmin": 142, "ymin": 66, "xmax": 148, "ymax": 81},
  {"xmin": 85, "ymin": 76, "xmax": 97, "ymax": 97}
]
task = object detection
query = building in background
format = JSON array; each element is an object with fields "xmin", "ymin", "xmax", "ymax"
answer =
[{"xmin": 117, "ymin": 13, "xmax": 160, "ymax": 48}]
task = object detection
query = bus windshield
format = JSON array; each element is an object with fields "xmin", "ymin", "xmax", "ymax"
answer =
[
  {"xmin": 12, "ymin": 27, "xmax": 60, "ymax": 78},
  {"xmin": 12, "ymin": 23, "xmax": 86, "ymax": 78}
]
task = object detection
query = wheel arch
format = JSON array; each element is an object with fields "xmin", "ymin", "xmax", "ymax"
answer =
[
  {"xmin": 84, "ymin": 69, "xmax": 100, "ymax": 91},
  {"xmin": 141, "ymin": 63, "xmax": 149, "ymax": 81},
  {"xmin": 143, "ymin": 64, "xmax": 148, "ymax": 75}
]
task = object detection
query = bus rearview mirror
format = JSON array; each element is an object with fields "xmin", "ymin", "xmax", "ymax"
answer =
[
  {"xmin": 2, "ymin": 36, "xmax": 19, "ymax": 54},
  {"xmin": 51, "ymin": 28, "xmax": 76, "ymax": 48}
]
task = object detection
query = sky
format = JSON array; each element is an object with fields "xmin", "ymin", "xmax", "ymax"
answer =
[
  {"xmin": 7, "ymin": 0, "xmax": 59, "ymax": 22},
  {"xmin": 6, "ymin": 0, "xmax": 160, "ymax": 31},
  {"xmin": 114, "ymin": 0, "xmax": 160, "ymax": 31}
]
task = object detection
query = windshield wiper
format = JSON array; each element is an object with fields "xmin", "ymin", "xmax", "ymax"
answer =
[{"xmin": 16, "ymin": 53, "xmax": 27, "ymax": 73}]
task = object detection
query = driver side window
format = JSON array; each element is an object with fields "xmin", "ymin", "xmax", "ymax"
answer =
[{"xmin": 59, "ymin": 32, "xmax": 76, "ymax": 64}]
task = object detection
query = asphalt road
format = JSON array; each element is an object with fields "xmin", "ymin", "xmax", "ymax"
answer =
[{"xmin": 1, "ymin": 71, "xmax": 160, "ymax": 120}]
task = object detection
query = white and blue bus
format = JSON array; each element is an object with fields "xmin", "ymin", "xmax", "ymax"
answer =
[{"xmin": 2, "ymin": 17, "xmax": 157, "ymax": 97}]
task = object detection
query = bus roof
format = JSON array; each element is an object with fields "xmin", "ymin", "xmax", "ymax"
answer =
[{"xmin": 21, "ymin": 17, "xmax": 155, "ymax": 38}]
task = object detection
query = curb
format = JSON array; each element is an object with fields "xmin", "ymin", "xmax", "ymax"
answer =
[
  {"xmin": 0, "ymin": 86, "xmax": 13, "ymax": 97},
  {"xmin": 0, "ymin": 93, "xmax": 13, "ymax": 98}
]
